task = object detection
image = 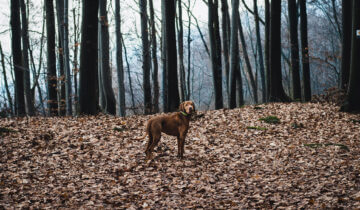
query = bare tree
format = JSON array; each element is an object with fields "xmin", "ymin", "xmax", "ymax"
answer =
[
  {"xmin": 176, "ymin": 0, "xmax": 186, "ymax": 102},
  {"xmin": 64, "ymin": 0, "xmax": 72, "ymax": 115},
  {"xmin": 140, "ymin": 0, "xmax": 152, "ymax": 114},
  {"xmin": 99, "ymin": 0, "xmax": 116, "ymax": 115},
  {"xmin": 79, "ymin": 0, "xmax": 99, "ymax": 115},
  {"xmin": 149, "ymin": 0, "xmax": 159, "ymax": 113},
  {"xmin": 162, "ymin": 0, "xmax": 180, "ymax": 112},
  {"xmin": 11, "ymin": 0, "xmax": 26, "ymax": 115},
  {"xmin": 20, "ymin": 0, "xmax": 34, "ymax": 115},
  {"xmin": 45, "ymin": 0, "xmax": 58, "ymax": 116},
  {"xmin": 115, "ymin": 0, "xmax": 125, "ymax": 116},
  {"xmin": 221, "ymin": 0, "xmax": 230, "ymax": 95},
  {"xmin": 288, "ymin": 0, "xmax": 301, "ymax": 100},
  {"xmin": 208, "ymin": 0, "xmax": 223, "ymax": 109},
  {"xmin": 341, "ymin": 0, "xmax": 360, "ymax": 112},
  {"xmin": 0, "ymin": 43, "xmax": 13, "ymax": 114},
  {"xmin": 340, "ymin": 0, "xmax": 352, "ymax": 90},
  {"xmin": 268, "ymin": 0, "xmax": 290, "ymax": 102},
  {"xmin": 55, "ymin": 0, "xmax": 65, "ymax": 115},
  {"xmin": 229, "ymin": 0, "xmax": 243, "ymax": 108},
  {"xmin": 300, "ymin": 0, "xmax": 311, "ymax": 101}
]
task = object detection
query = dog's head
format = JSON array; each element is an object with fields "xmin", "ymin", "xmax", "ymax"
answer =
[{"xmin": 179, "ymin": 101, "xmax": 196, "ymax": 115}]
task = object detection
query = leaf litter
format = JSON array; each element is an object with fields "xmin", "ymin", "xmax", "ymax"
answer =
[{"xmin": 0, "ymin": 102, "xmax": 359, "ymax": 208}]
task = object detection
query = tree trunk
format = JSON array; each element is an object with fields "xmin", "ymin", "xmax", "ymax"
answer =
[
  {"xmin": 300, "ymin": 0, "xmax": 311, "ymax": 101},
  {"xmin": 55, "ymin": 0, "xmax": 65, "ymax": 116},
  {"xmin": 229, "ymin": 0, "xmax": 242, "ymax": 109},
  {"xmin": 186, "ymin": 0, "xmax": 191, "ymax": 100},
  {"xmin": 149, "ymin": 0, "xmax": 159, "ymax": 113},
  {"xmin": 208, "ymin": 0, "xmax": 223, "ymax": 109},
  {"xmin": 340, "ymin": 0, "xmax": 352, "ymax": 90},
  {"xmin": 140, "ymin": 0, "xmax": 152, "ymax": 114},
  {"xmin": 11, "ymin": 0, "xmax": 26, "ymax": 116},
  {"xmin": 72, "ymin": 6, "xmax": 80, "ymax": 115},
  {"xmin": 98, "ymin": 22, "xmax": 105, "ymax": 110},
  {"xmin": 269, "ymin": 0, "xmax": 290, "ymax": 102},
  {"xmin": 265, "ymin": 0, "xmax": 270, "ymax": 101},
  {"xmin": 99, "ymin": 0, "xmax": 116, "ymax": 115},
  {"xmin": 238, "ymin": 12, "xmax": 258, "ymax": 103},
  {"xmin": 79, "ymin": 0, "xmax": 99, "ymax": 115},
  {"xmin": 0, "ymin": 43, "xmax": 13, "ymax": 114},
  {"xmin": 64, "ymin": 0, "xmax": 72, "ymax": 115},
  {"xmin": 221, "ymin": 0, "xmax": 230, "ymax": 96},
  {"xmin": 20, "ymin": 0, "xmax": 34, "ymax": 115},
  {"xmin": 115, "ymin": 0, "xmax": 125, "ymax": 117},
  {"xmin": 288, "ymin": 0, "xmax": 301, "ymax": 100},
  {"xmin": 122, "ymin": 35, "xmax": 136, "ymax": 114},
  {"xmin": 45, "ymin": 0, "xmax": 58, "ymax": 116},
  {"xmin": 177, "ymin": 0, "xmax": 186, "ymax": 102},
  {"xmin": 341, "ymin": 0, "xmax": 360, "ymax": 113},
  {"xmin": 254, "ymin": 0, "xmax": 266, "ymax": 103},
  {"xmin": 163, "ymin": 0, "xmax": 180, "ymax": 112},
  {"xmin": 161, "ymin": 0, "xmax": 168, "ymax": 112}
]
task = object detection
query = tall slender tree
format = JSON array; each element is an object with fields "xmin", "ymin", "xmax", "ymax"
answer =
[
  {"xmin": 45, "ymin": 0, "xmax": 58, "ymax": 116},
  {"xmin": 341, "ymin": 0, "xmax": 360, "ymax": 112},
  {"xmin": 149, "ymin": 0, "xmax": 159, "ymax": 113},
  {"xmin": 229, "ymin": 0, "xmax": 243, "ymax": 108},
  {"xmin": 163, "ymin": 0, "xmax": 180, "ymax": 112},
  {"xmin": 20, "ymin": 0, "xmax": 34, "ymax": 115},
  {"xmin": 115, "ymin": 0, "xmax": 125, "ymax": 116},
  {"xmin": 208, "ymin": 0, "xmax": 223, "ymax": 109},
  {"xmin": 221, "ymin": 0, "xmax": 230, "ymax": 95},
  {"xmin": 265, "ymin": 0, "xmax": 270, "ymax": 100},
  {"xmin": 268, "ymin": 0, "xmax": 290, "ymax": 102},
  {"xmin": 177, "ymin": 0, "xmax": 186, "ymax": 102},
  {"xmin": 288, "ymin": 0, "xmax": 301, "ymax": 100},
  {"xmin": 0, "ymin": 43, "xmax": 13, "ymax": 114},
  {"xmin": 63, "ymin": 0, "xmax": 72, "ymax": 115},
  {"xmin": 11, "ymin": 0, "xmax": 26, "ymax": 115},
  {"xmin": 99, "ymin": 0, "xmax": 116, "ymax": 115},
  {"xmin": 254, "ymin": 0, "xmax": 266, "ymax": 103},
  {"xmin": 140, "ymin": 0, "xmax": 152, "ymax": 114},
  {"xmin": 300, "ymin": 0, "xmax": 311, "ymax": 101},
  {"xmin": 340, "ymin": 0, "xmax": 352, "ymax": 90},
  {"xmin": 55, "ymin": 0, "xmax": 65, "ymax": 115},
  {"xmin": 79, "ymin": 0, "xmax": 99, "ymax": 115}
]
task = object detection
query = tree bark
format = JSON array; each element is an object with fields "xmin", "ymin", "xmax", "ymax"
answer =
[
  {"xmin": 221, "ymin": 0, "xmax": 230, "ymax": 96},
  {"xmin": 254, "ymin": 0, "xmax": 266, "ymax": 103},
  {"xmin": 340, "ymin": 0, "xmax": 352, "ymax": 90},
  {"xmin": 208, "ymin": 0, "xmax": 223, "ymax": 109},
  {"xmin": 79, "ymin": 0, "xmax": 99, "ymax": 115},
  {"xmin": 99, "ymin": 0, "xmax": 116, "ymax": 115},
  {"xmin": 115, "ymin": 0, "xmax": 125, "ymax": 116},
  {"xmin": 186, "ymin": 0, "xmax": 191, "ymax": 100},
  {"xmin": 149, "ymin": 0, "xmax": 159, "ymax": 113},
  {"xmin": 269, "ymin": 0, "xmax": 290, "ymax": 102},
  {"xmin": 229, "ymin": 0, "xmax": 243, "ymax": 108},
  {"xmin": 288, "ymin": 0, "xmax": 301, "ymax": 100},
  {"xmin": 163, "ymin": 0, "xmax": 180, "ymax": 112},
  {"xmin": 300, "ymin": 0, "xmax": 311, "ymax": 101},
  {"xmin": 20, "ymin": 0, "xmax": 34, "ymax": 115},
  {"xmin": 140, "ymin": 0, "xmax": 152, "ymax": 114},
  {"xmin": 122, "ymin": 35, "xmax": 136, "ymax": 114},
  {"xmin": 45, "ymin": 0, "xmax": 58, "ymax": 116},
  {"xmin": 161, "ymin": 0, "xmax": 168, "ymax": 112},
  {"xmin": 64, "ymin": 0, "xmax": 72, "ymax": 115},
  {"xmin": 341, "ymin": 0, "xmax": 360, "ymax": 113},
  {"xmin": 265, "ymin": 0, "xmax": 270, "ymax": 101},
  {"xmin": 11, "ymin": 0, "xmax": 26, "ymax": 116},
  {"xmin": 177, "ymin": 0, "xmax": 186, "ymax": 102},
  {"xmin": 55, "ymin": 0, "xmax": 65, "ymax": 116}
]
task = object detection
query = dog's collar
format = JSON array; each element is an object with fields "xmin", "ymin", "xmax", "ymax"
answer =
[{"xmin": 180, "ymin": 111, "xmax": 188, "ymax": 116}]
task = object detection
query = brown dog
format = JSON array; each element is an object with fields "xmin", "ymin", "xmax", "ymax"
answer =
[{"xmin": 136, "ymin": 101, "xmax": 196, "ymax": 159}]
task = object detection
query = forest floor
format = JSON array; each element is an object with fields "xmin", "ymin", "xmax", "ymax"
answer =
[{"xmin": 1, "ymin": 102, "xmax": 360, "ymax": 209}]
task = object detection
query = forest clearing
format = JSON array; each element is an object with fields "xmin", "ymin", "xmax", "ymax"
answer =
[{"xmin": 1, "ymin": 102, "xmax": 359, "ymax": 208}]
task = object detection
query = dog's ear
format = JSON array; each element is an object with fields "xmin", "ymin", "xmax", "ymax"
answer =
[{"xmin": 179, "ymin": 102, "xmax": 185, "ymax": 112}]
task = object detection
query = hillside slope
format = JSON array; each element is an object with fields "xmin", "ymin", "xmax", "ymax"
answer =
[{"xmin": 1, "ymin": 102, "xmax": 360, "ymax": 208}]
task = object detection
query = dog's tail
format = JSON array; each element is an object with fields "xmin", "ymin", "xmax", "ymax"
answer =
[{"xmin": 134, "ymin": 121, "xmax": 150, "ymax": 140}]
